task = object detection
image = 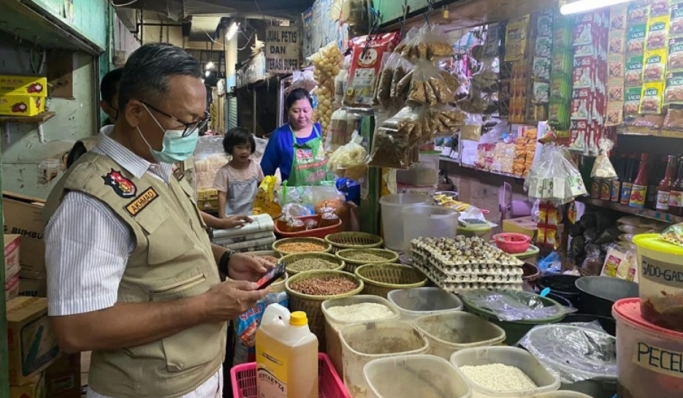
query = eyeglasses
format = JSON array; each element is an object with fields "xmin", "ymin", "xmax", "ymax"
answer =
[{"xmin": 141, "ymin": 100, "xmax": 210, "ymax": 137}]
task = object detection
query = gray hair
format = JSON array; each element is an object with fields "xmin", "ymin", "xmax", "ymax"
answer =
[{"xmin": 118, "ymin": 43, "xmax": 202, "ymax": 110}]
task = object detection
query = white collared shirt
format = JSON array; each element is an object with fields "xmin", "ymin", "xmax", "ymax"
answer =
[{"xmin": 45, "ymin": 126, "xmax": 222, "ymax": 398}]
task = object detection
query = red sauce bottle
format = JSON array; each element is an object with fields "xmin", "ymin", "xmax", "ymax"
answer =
[{"xmin": 629, "ymin": 153, "xmax": 649, "ymax": 209}]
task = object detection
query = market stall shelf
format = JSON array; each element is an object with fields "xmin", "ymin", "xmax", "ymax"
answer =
[{"xmin": 577, "ymin": 197, "xmax": 683, "ymax": 224}]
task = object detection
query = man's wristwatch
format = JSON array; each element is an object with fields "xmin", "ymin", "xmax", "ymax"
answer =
[{"xmin": 218, "ymin": 249, "xmax": 234, "ymax": 276}]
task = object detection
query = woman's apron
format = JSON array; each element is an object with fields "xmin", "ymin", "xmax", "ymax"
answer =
[{"xmin": 287, "ymin": 125, "xmax": 330, "ymax": 186}]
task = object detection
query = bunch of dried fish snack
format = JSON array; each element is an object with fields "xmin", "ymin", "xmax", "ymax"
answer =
[
  {"xmin": 366, "ymin": 108, "xmax": 416, "ymax": 169},
  {"xmin": 457, "ymin": 59, "xmax": 500, "ymax": 114},
  {"xmin": 410, "ymin": 236, "xmax": 524, "ymax": 292},
  {"xmin": 406, "ymin": 60, "xmax": 458, "ymax": 106},
  {"xmin": 395, "ymin": 24, "xmax": 454, "ymax": 62},
  {"xmin": 374, "ymin": 52, "xmax": 414, "ymax": 110}
]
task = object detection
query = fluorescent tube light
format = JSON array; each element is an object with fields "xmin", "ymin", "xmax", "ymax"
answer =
[
  {"xmin": 560, "ymin": 0, "xmax": 634, "ymax": 15},
  {"xmin": 226, "ymin": 22, "xmax": 239, "ymax": 41}
]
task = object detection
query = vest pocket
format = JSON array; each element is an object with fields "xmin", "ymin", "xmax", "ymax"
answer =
[
  {"xmin": 150, "ymin": 272, "xmax": 224, "ymax": 372},
  {"xmin": 144, "ymin": 217, "xmax": 195, "ymax": 266}
]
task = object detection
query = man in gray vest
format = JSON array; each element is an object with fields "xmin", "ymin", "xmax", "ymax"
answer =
[{"xmin": 43, "ymin": 43, "xmax": 270, "ymax": 398}]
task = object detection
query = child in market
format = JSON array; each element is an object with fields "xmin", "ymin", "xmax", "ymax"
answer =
[{"xmin": 214, "ymin": 127, "xmax": 264, "ymax": 221}]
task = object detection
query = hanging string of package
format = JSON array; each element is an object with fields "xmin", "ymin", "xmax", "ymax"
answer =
[
  {"xmin": 366, "ymin": 22, "xmax": 465, "ymax": 169},
  {"xmin": 458, "ymin": 24, "xmax": 500, "ymax": 115},
  {"xmin": 309, "ymin": 42, "xmax": 344, "ymax": 137}
]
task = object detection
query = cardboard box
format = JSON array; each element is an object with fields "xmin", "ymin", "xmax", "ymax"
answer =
[
  {"xmin": 10, "ymin": 371, "xmax": 45, "ymax": 398},
  {"xmin": 0, "ymin": 95, "xmax": 46, "ymax": 116},
  {"xmin": 503, "ymin": 216, "xmax": 538, "ymax": 240},
  {"xmin": 0, "ymin": 75, "xmax": 48, "ymax": 97},
  {"xmin": 45, "ymin": 353, "xmax": 80, "ymax": 398},
  {"xmin": 6, "ymin": 273, "xmax": 19, "ymax": 302},
  {"xmin": 7, "ymin": 297, "xmax": 61, "ymax": 385},
  {"xmin": 5, "ymin": 234, "xmax": 21, "ymax": 282},
  {"xmin": 3, "ymin": 192, "xmax": 46, "ymax": 273},
  {"xmin": 19, "ymin": 270, "xmax": 47, "ymax": 298}
]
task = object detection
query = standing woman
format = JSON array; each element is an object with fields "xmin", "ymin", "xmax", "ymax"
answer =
[{"xmin": 261, "ymin": 88, "xmax": 330, "ymax": 186}]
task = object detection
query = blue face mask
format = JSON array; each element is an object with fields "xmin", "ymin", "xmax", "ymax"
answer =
[{"xmin": 139, "ymin": 105, "xmax": 199, "ymax": 164}]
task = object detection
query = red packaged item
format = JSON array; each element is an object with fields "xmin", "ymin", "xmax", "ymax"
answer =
[{"xmin": 344, "ymin": 32, "xmax": 400, "ymax": 113}]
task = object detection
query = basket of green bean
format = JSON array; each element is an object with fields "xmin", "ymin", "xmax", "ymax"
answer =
[{"xmin": 280, "ymin": 252, "xmax": 346, "ymax": 275}]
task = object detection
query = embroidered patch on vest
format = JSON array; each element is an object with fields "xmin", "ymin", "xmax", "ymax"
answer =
[
  {"xmin": 173, "ymin": 167, "xmax": 185, "ymax": 181},
  {"xmin": 125, "ymin": 187, "xmax": 158, "ymax": 216},
  {"xmin": 103, "ymin": 169, "xmax": 137, "ymax": 198}
]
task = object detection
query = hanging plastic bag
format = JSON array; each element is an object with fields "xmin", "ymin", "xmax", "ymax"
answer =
[
  {"xmin": 407, "ymin": 60, "xmax": 456, "ymax": 106},
  {"xmin": 395, "ymin": 23, "xmax": 454, "ymax": 62},
  {"xmin": 367, "ymin": 108, "xmax": 416, "ymax": 169},
  {"xmin": 591, "ymin": 138, "xmax": 618, "ymax": 179},
  {"xmin": 285, "ymin": 69, "xmax": 316, "ymax": 95},
  {"xmin": 328, "ymin": 132, "xmax": 368, "ymax": 180},
  {"xmin": 428, "ymin": 105, "xmax": 466, "ymax": 138}
]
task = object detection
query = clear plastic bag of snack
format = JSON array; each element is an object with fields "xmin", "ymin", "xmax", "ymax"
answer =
[
  {"xmin": 591, "ymin": 138, "xmax": 617, "ymax": 179},
  {"xmin": 407, "ymin": 60, "xmax": 456, "ymax": 106},
  {"xmin": 309, "ymin": 41, "xmax": 344, "ymax": 80},
  {"xmin": 328, "ymin": 132, "xmax": 368, "ymax": 180},
  {"xmin": 396, "ymin": 23, "xmax": 454, "ymax": 62},
  {"xmin": 661, "ymin": 223, "xmax": 683, "ymax": 247},
  {"xmin": 367, "ymin": 108, "xmax": 416, "ymax": 169},
  {"xmin": 428, "ymin": 105, "xmax": 466, "ymax": 138},
  {"xmin": 285, "ymin": 69, "xmax": 317, "ymax": 95}
]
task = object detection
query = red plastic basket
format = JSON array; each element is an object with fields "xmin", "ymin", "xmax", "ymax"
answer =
[
  {"xmin": 231, "ymin": 353, "xmax": 350, "ymax": 398},
  {"xmin": 274, "ymin": 215, "xmax": 342, "ymax": 239}
]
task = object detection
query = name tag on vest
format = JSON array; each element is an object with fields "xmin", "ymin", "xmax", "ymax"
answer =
[{"xmin": 125, "ymin": 187, "xmax": 159, "ymax": 216}]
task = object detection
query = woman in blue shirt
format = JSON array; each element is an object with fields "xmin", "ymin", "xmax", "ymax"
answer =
[{"xmin": 261, "ymin": 88, "xmax": 329, "ymax": 186}]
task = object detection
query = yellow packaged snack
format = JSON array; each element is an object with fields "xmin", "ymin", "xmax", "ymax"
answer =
[
  {"xmin": 639, "ymin": 82, "xmax": 665, "ymax": 114},
  {"xmin": 646, "ymin": 15, "xmax": 670, "ymax": 51},
  {"xmin": 642, "ymin": 48, "xmax": 667, "ymax": 83},
  {"xmin": 253, "ymin": 176, "xmax": 282, "ymax": 218}
]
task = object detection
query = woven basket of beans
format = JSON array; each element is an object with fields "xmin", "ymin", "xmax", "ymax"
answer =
[
  {"xmin": 280, "ymin": 252, "xmax": 345, "ymax": 275},
  {"xmin": 285, "ymin": 270, "xmax": 364, "ymax": 352},
  {"xmin": 273, "ymin": 237, "xmax": 332, "ymax": 256},
  {"xmin": 335, "ymin": 248, "xmax": 399, "ymax": 273},
  {"xmin": 324, "ymin": 232, "xmax": 384, "ymax": 253},
  {"xmin": 354, "ymin": 263, "xmax": 427, "ymax": 298}
]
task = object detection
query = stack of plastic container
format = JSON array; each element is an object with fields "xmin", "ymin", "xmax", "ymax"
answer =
[{"xmin": 613, "ymin": 234, "xmax": 683, "ymax": 398}]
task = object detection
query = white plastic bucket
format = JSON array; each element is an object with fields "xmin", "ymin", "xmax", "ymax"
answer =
[{"xmin": 379, "ymin": 194, "xmax": 429, "ymax": 251}]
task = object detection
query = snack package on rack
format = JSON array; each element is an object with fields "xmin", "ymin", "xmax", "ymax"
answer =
[
  {"xmin": 328, "ymin": 132, "xmax": 368, "ymax": 180},
  {"xmin": 429, "ymin": 104, "xmax": 466, "ymax": 137},
  {"xmin": 590, "ymin": 138, "xmax": 617, "ymax": 179},
  {"xmin": 344, "ymin": 33, "xmax": 401, "ymax": 114},
  {"xmin": 367, "ymin": 108, "xmax": 416, "ymax": 169},
  {"xmin": 407, "ymin": 60, "xmax": 456, "ymax": 106},
  {"xmin": 374, "ymin": 51, "xmax": 415, "ymax": 110},
  {"xmin": 395, "ymin": 24, "xmax": 454, "ymax": 62}
]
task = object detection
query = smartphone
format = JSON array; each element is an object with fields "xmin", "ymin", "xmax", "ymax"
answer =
[{"xmin": 255, "ymin": 262, "xmax": 286, "ymax": 290}]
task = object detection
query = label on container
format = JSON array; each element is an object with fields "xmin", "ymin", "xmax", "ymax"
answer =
[
  {"xmin": 591, "ymin": 179, "xmax": 601, "ymax": 198},
  {"xmin": 256, "ymin": 355, "xmax": 287, "ymax": 398},
  {"xmin": 600, "ymin": 180, "xmax": 612, "ymax": 200},
  {"xmin": 656, "ymin": 190, "xmax": 671, "ymax": 211},
  {"xmin": 634, "ymin": 341, "xmax": 683, "ymax": 379},
  {"xmin": 610, "ymin": 180, "xmax": 622, "ymax": 202},
  {"xmin": 621, "ymin": 182, "xmax": 634, "ymax": 204},
  {"xmin": 641, "ymin": 255, "xmax": 683, "ymax": 289},
  {"xmin": 671, "ymin": 190, "xmax": 683, "ymax": 207},
  {"xmin": 629, "ymin": 184, "xmax": 647, "ymax": 208}
]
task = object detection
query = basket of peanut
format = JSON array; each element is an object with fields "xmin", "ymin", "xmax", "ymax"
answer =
[{"xmin": 272, "ymin": 237, "xmax": 332, "ymax": 256}]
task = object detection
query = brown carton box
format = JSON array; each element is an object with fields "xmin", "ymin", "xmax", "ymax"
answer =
[
  {"xmin": 10, "ymin": 371, "xmax": 45, "ymax": 398},
  {"xmin": 45, "ymin": 353, "xmax": 81, "ymax": 398},
  {"xmin": 5, "ymin": 234, "xmax": 21, "ymax": 282},
  {"xmin": 3, "ymin": 192, "xmax": 45, "ymax": 273},
  {"xmin": 7, "ymin": 297, "xmax": 60, "ymax": 385}
]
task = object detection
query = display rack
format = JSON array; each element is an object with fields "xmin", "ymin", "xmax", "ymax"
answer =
[
  {"xmin": 0, "ymin": 159, "xmax": 8, "ymax": 398},
  {"xmin": 577, "ymin": 197, "xmax": 683, "ymax": 225},
  {"xmin": 0, "ymin": 111, "xmax": 56, "ymax": 124}
]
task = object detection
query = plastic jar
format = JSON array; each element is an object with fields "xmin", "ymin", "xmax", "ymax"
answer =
[
  {"xmin": 633, "ymin": 234, "xmax": 683, "ymax": 332},
  {"xmin": 387, "ymin": 287, "xmax": 463, "ymax": 323},
  {"xmin": 613, "ymin": 298, "xmax": 683, "ymax": 398}
]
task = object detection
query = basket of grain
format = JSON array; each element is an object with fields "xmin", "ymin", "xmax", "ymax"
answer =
[
  {"xmin": 354, "ymin": 264, "xmax": 427, "ymax": 298},
  {"xmin": 335, "ymin": 248, "xmax": 399, "ymax": 273},
  {"xmin": 324, "ymin": 232, "xmax": 384, "ymax": 253},
  {"xmin": 280, "ymin": 252, "xmax": 345, "ymax": 275},
  {"xmin": 272, "ymin": 237, "xmax": 332, "ymax": 256},
  {"xmin": 285, "ymin": 270, "xmax": 364, "ymax": 353}
]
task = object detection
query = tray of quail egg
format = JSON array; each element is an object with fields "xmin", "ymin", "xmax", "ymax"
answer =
[{"xmin": 411, "ymin": 236, "xmax": 524, "ymax": 292}]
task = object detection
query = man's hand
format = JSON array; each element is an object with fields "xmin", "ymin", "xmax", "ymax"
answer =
[
  {"xmin": 220, "ymin": 215, "xmax": 252, "ymax": 230},
  {"xmin": 229, "ymin": 252, "xmax": 274, "ymax": 282},
  {"xmin": 202, "ymin": 280, "xmax": 268, "ymax": 322}
]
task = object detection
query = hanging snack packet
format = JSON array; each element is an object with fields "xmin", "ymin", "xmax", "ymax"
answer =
[
  {"xmin": 396, "ymin": 24, "xmax": 454, "ymax": 62},
  {"xmin": 367, "ymin": 107, "xmax": 416, "ymax": 169},
  {"xmin": 407, "ymin": 60, "xmax": 456, "ymax": 106},
  {"xmin": 344, "ymin": 32, "xmax": 400, "ymax": 113},
  {"xmin": 591, "ymin": 138, "xmax": 618, "ymax": 179},
  {"xmin": 639, "ymin": 82, "xmax": 664, "ymax": 114}
]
